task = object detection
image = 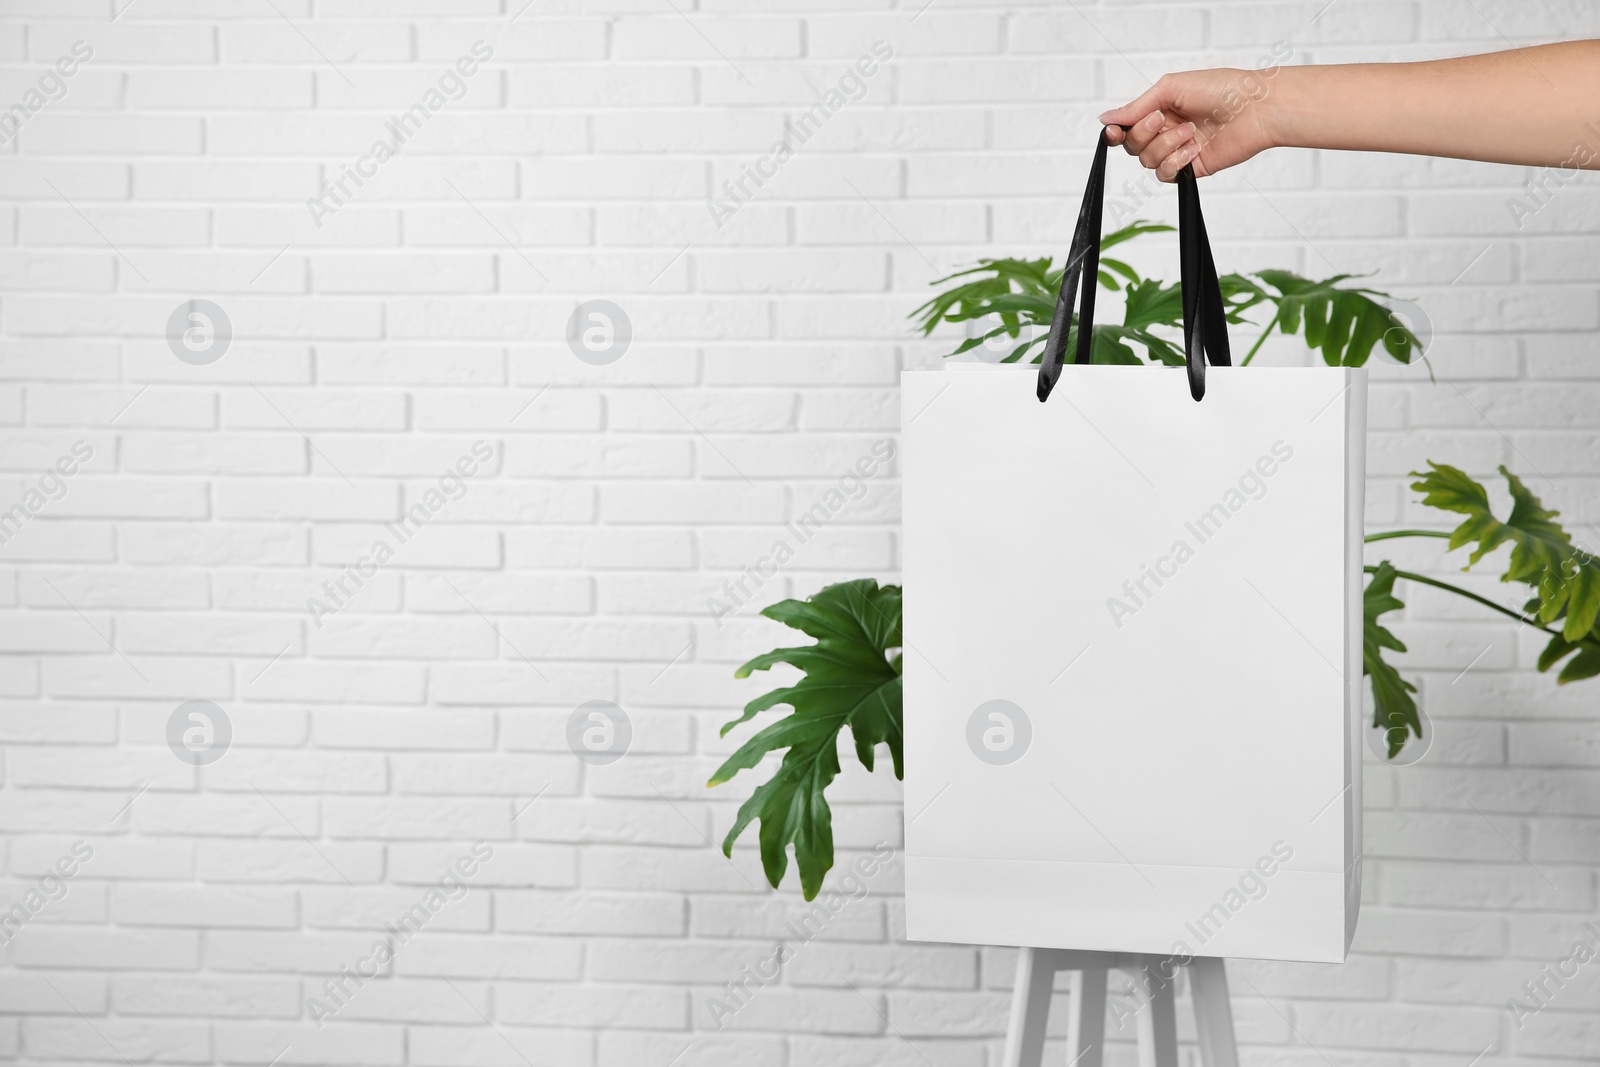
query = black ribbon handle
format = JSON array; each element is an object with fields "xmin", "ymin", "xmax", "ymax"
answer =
[{"xmin": 1036, "ymin": 127, "xmax": 1231, "ymax": 403}]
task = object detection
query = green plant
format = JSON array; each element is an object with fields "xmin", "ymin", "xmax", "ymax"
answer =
[
  {"xmin": 1364, "ymin": 464, "xmax": 1600, "ymax": 756},
  {"xmin": 708, "ymin": 580, "xmax": 902, "ymax": 900},
  {"xmin": 908, "ymin": 221, "xmax": 1424, "ymax": 369},
  {"xmin": 714, "ymin": 465, "xmax": 1600, "ymax": 896},
  {"xmin": 709, "ymin": 226, "xmax": 1598, "ymax": 899}
]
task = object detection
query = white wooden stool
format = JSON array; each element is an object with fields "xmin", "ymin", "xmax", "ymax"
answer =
[{"xmin": 1001, "ymin": 948, "xmax": 1238, "ymax": 1067}]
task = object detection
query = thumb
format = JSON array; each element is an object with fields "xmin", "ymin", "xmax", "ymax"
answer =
[{"xmin": 1099, "ymin": 78, "xmax": 1173, "ymax": 131}]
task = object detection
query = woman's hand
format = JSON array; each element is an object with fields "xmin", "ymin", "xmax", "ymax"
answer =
[{"xmin": 1099, "ymin": 68, "xmax": 1280, "ymax": 181}]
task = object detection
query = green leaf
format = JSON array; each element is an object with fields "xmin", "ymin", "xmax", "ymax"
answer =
[
  {"xmin": 1218, "ymin": 272, "xmax": 1270, "ymax": 324},
  {"xmin": 1558, "ymin": 645, "xmax": 1600, "ymax": 683},
  {"xmin": 1252, "ymin": 269, "xmax": 1421, "ymax": 366},
  {"xmin": 1537, "ymin": 631, "xmax": 1580, "ymax": 674},
  {"xmin": 1411, "ymin": 463, "xmax": 1600, "ymax": 640},
  {"xmin": 1098, "ymin": 220, "xmax": 1174, "ymax": 252},
  {"xmin": 1364, "ymin": 561, "xmax": 1420, "ymax": 759},
  {"xmin": 1100, "ymin": 257, "xmax": 1141, "ymax": 285},
  {"xmin": 710, "ymin": 579, "xmax": 903, "ymax": 899},
  {"xmin": 908, "ymin": 257, "xmax": 1057, "ymax": 340}
]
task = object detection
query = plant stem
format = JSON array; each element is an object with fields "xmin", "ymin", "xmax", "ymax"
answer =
[
  {"xmin": 1239, "ymin": 320, "xmax": 1275, "ymax": 366},
  {"xmin": 1366, "ymin": 564, "xmax": 1556, "ymax": 635},
  {"xmin": 1365, "ymin": 529, "xmax": 1453, "ymax": 543}
]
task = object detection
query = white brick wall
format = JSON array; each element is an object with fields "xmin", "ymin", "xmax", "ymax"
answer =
[{"xmin": 1, "ymin": 1, "xmax": 1598, "ymax": 1064}]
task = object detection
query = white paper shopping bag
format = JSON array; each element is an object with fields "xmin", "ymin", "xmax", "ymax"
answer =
[{"xmin": 900, "ymin": 131, "xmax": 1365, "ymax": 964}]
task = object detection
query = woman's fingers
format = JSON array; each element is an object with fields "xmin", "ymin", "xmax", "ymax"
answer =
[
  {"xmin": 1138, "ymin": 122, "xmax": 1196, "ymax": 171},
  {"xmin": 1156, "ymin": 141, "xmax": 1201, "ymax": 182},
  {"xmin": 1111, "ymin": 108, "xmax": 1168, "ymax": 155}
]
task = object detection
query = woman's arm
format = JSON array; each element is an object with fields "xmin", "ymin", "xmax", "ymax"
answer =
[{"xmin": 1100, "ymin": 41, "xmax": 1600, "ymax": 180}]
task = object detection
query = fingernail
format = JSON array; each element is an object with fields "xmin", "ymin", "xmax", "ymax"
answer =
[
  {"xmin": 1182, "ymin": 122, "xmax": 1197, "ymax": 137},
  {"xmin": 1145, "ymin": 110, "xmax": 1164, "ymax": 128}
]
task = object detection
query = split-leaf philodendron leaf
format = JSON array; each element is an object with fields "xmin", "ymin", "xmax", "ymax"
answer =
[
  {"xmin": 908, "ymin": 221, "xmax": 1420, "ymax": 369},
  {"xmin": 709, "ymin": 579, "xmax": 903, "ymax": 900},
  {"xmin": 1363, "ymin": 561, "xmax": 1420, "ymax": 758},
  {"xmin": 1251, "ymin": 269, "xmax": 1421, "ymax": 366},
  {"xmin": 1411, "ymin": 462, "xmax": 1600, "ymax": 682}
]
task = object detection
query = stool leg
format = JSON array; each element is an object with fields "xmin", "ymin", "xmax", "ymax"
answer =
[
  {"xmin": 1065, "ymin": 967, "xmax": 1106, "ymax": 1067},
  {"xmin": 1133, "ymin": 959, "xmax": 1179, "ymax": 1067},
  {"xmin": 1000, "ymin": 947, "xmax": 1057, "ymax": 1067},
  {"xmin": 1189, "ymin": 957, "xmax": 1240, "ymax": 1067}
]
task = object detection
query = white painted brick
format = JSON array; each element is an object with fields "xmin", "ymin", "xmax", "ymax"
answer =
[
  {"xmin": 23, "ymin": 114, "xmax": 203, "ymax": 154},
  {"xmin": 1010, "ymin": 8, "xmax": 1205, "ymax": 52},
  {"xmin": 902, "ymin": 58, "xmax": 1098, "ymax": 102},
  {"xmin": 43, "ymin": 654, "xmax": 232, "ymax": 700},
  {"xmin": 131, "ymin": 68, "xmax": 313, "ymax": 109},
  {"xmin": 389, "ymin": 752, "xmax": 580, "ymax": 792},
  {"xmin": 0, "ymin": 789, "xmax": 122, "ymax": 832},
  {"xmin": 313, "ymin": 706, "xmax": 495, "ymax": 750},
  {"xmin": 310, "ymin": 522, "xmax": 503, "ymax": 568},
  {"xmin": 690, "ymin": 894, "xmax": 884, "ymax": 942},
  {"xmin": 221, "ymin": 388, "xmax": 407, "ymax": 431},
  {"xmin": 134, "ymin": 162, "xmax": 321, "ymax": 203},
  {"xmin": 322, "ymin": 977, "xmax": 491, "ymax": 1024},
  {"xmin": 0, "ymin": 973, "xmax": 107, "ymax": 1013},
  {"xmin": 600, "ymin": 1032, "xmax": 780, "ymax": 1067},
  {"xmin": 124, "ymin": 343, "xmax": 314, "ymax": 385},
  {"xmin": 0, "ymin": 611, "xmax": 110, "ymax": 653},
  {"xmin": 411, "ymin": 1025, "xmax": 593, "ymax": 1067},
  {"xmin": 602, "ymin": 483, "xmax": 786, "ymax": 525},
  {"xmin": 0, "ymin": 341, "xmax": 119, "ymax": 382},
  {"xmin": 219, "ymin": 24, "xmax": 412, "ymax": 64},
  {"xmin": 312, "ymin": 253, "xmax": 495, "ymax": 294},
  {"xmin": 323, "ymin": 796, "xmax": 512, "ymax": 840},
  {"xmin": 1293, "ymin": 1002, "xmax": 1499, "ymax": 1053},
  {"xmin": 388, "ymin": 841, "xmax": 576, "ymax": 887},
  {"xmin": 595, "ymin": 202, "xmax": 787, "ymax": 248},
  {"xmin": 317, "ymin": 345, "xmax": 505, "ymax": 385},
  {"xmin": 428, "ymin": 661, "xmax": 611, "ymax": 706},
  {"xmin": 216, "ymin": 206, "xmax": 400, "ymax": 248},
  {"xmin": 10, "ymin": 927, "xmax": 200, "ymax": 970},
  {"xmin": 498, "ymin": 889, "xmax": 685, "ymax": 937},
  {"xmin": 302, "ymin": 885, "xmax": 490, "ymax": 932},
  {"xmin": 20, "ymin": 1017, "xmax": 208, "ymax": 1061},
  {"xmin": 514, "ymin": 798, "xmax": 703, "ymax": 846},
  {"xmin": 306, "ymin": 617, "xmax": 496, "ymax": 660},
  {"xmin": 416, "ymin": 18, "xmax": 606, "ymax": 60},
  {"xmin": 214, "ymin": 1022, "xmax": 404, "ymax": 1066},
  {"xmin": 305, "ymin": 435, "xmax": 500, "ymax": 476},
  {"xmin": 0, "ymin": 700, "xmax": 115, "ymax": 741},
  {"xmin": 134, "ymin": 792, "xmax": 320, "ymax": 838},
  {"xmin": 584, "ymin": 846, "xmax": 767, "ymax": 895},
  {"xmin": 514, "ymin": 62, "xmax": 695, "ymax": 107},
  {"xmin": 113, "ymin": 883, "xmax": 298, "ymax": 927},
  {"xmin": 0, "ymin": 251, "xmax": 115, "ymax": 291},
  {"xmin": 112, "ymin": 975, "xmax": 300, "ymax": 1017},
  {"xmin": 196, "ymin": 841, "xmax": 386, "ymax": 884},
  {"xmin": 314, "ymin": 69, "xmax": 505, "ymax": 110},
  {"xmin": 404, "ymin": 570, "xmax": 593, "ymax": 612},
  {"xmin": 208, "ymin": 930, "xmax": 392, "ymax": 973},
  {"xmin": 31, "ymin": 24, "xmax": 216, "ymax": 64},
  {"xmin": 403, "ymin": 204, "xmax": 589, "ymax": 247},
  {"xmin": 214, "ymin": 478, "xmax": 398, "ymax": 522},
  {"xmin": 502, "ymin": 706, "xmax": 690, "ymax": 756},
  {"xmin": 215, "ymin": 567, "xmax": 400, "ymax": 613},
  {"xmin": 245, "ymin": 660, "xmax": 427, "ymax": 704},
  {"xmin": 391, "ymin": 933, "xmax": 583, "ymax": 979},
  {"xmin": 28, "ymin": 384, "xmax": 215, "ymax": 428}
]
